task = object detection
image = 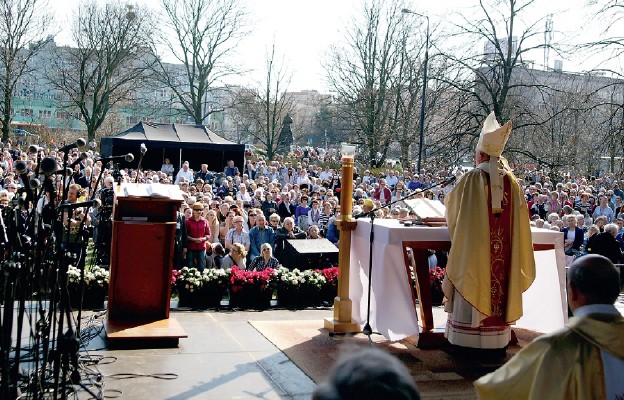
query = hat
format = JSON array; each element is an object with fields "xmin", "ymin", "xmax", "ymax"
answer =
[
  {"xmin": 477, "ymin": 112, "xmax": 513, "ymax": 214},
  {"xmin": 363, "ymin": 199, "xmax": 374, "ymax": 208},
  {"xmin": 476, "ymin": 112, "xmax": 512, "ymax": 158}
]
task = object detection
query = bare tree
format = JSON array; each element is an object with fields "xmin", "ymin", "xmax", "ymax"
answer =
[
  {"xmin": 231, "ymin": 44, "xmax": 294, "ymax": 160},
  {"xmin": 154, "ymin": 0, "xmax": 248, "ymax": 125},
  {"xmin": 0, "ymin": 0, "xmax": 52, "ymax": 141},
  {"xmin": 325, "ymin": 1, "xmax": 409, "ymax": 167},
  {"xmin": 48, "ymin": 1, "xmax": 154, "ymax": 142},
  {"xmin": 431, "ymin": 0, "xmax": 584, "ymax": 168}
]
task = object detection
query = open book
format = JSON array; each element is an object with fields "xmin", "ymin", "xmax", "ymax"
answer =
[
  {"xmin": 403, "ymin": 198, "xmax": 446, "ymax": 223},
  {"xmin": 122, "ymin": 183, "xmax": 184, "ymax": 200}
]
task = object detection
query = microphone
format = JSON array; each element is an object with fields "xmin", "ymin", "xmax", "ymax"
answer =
[
  {"xmin": 140, "ymin": 143, "xmax": 147, "ymax": 155},
  {"xmin": 353, "ymin": 211, "xmax": 371, "ymax": 219},
  {"xmin": 14, "ymin": 160, "xmax": 28, "ymax": 175},
  {"xmin": 29, "ymin": 145, "xmax": 43, "ymax": 153},
  {"xmin": 58, "ymin": 138, "xmax": 87, "ymax": 153},
  {"xmin": 40, "ymin": 157, "xmax": 59, "ymax": 176},
  {"xmin": 97, "ymin": 153, "xmax": 134, "ymax": 163},
  {"xmin": 58, "ymin": 199, "xmax": 101, "ymax": 210},
  {"xmin": 30, "ymin": 178, "xmax": 41, "ymax": 190},
  {"xmin": 68, "ymin": 152, "xmax": 88, "ymax": 169}
]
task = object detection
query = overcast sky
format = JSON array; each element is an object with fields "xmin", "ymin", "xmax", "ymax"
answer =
[{"xmin": 52, "ymin": 0, "xmax": 595, "ymax": 92}]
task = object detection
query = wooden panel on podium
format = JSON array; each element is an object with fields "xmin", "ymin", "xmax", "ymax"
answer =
[{"xmin": 106, "ymin": 184, "xmax": 186, "ymax": 345}]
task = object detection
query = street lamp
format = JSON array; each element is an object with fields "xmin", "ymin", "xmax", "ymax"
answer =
[{"xmin": 401, "ymin": 8, "xmax": 429, "ymax": 173}]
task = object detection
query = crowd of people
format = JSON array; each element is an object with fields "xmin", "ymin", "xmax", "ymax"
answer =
[{"xmin": 2, "ymin": 137, "xmax": 624, "ymax": 269}]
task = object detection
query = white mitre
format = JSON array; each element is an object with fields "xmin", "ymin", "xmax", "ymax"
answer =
[
  {"xmin": 476, "ymin": 112, "xmax": 512, "ymax": 213},
  {"xmin": 476, "ymin": 112, "xmax": 512, "ymax": 157}
]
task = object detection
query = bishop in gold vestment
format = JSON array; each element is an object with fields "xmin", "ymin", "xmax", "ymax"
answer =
[{"xmin": 443, "ymin": 113, "xmax": 535, "ymax": 349}]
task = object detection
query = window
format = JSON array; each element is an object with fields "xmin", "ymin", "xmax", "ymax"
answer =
[
  {"xmin": 39, "ymin": 110, "xmax": 52, "ymax": 119},
  {"xmin": 20, "ymin": 109, "xmax": 33, "ymax": 117}
]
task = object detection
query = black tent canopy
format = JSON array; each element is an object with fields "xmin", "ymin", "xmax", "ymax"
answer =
[{"xmin": 100, "ymin": 122, "xmax": 245, "ymax": 174}]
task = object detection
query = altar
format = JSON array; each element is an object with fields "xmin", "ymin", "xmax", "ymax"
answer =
[{"xmin": 349, "ymin": 218, "xmax": 567, "ymax": 342}]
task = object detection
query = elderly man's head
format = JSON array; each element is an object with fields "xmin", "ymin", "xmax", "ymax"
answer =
[{"xmin": 567, "ymin": 255, "xmax": 621, "ymax": 311}]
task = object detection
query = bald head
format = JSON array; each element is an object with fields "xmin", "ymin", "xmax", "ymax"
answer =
[{"xmin": 567, "ymin": 255, "xmax": 621, "ymax": 310}]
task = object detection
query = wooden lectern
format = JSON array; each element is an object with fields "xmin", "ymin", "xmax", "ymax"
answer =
[{"xmin": 105, "ymin": 183, "xmax": 187, "ymax": 346}]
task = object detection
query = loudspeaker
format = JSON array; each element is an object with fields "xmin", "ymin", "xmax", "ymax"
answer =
[{"xmin": 281, "ymin": 238, "xmax": 339, "ymax": 270}]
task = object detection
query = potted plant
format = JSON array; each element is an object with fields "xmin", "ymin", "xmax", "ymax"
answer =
[
  {"xmin": 318, "ymin": 266, "xmax": 339, "ymax": 304},
  {"xmin": 429, "ymin": 266, "xmax": 446, "ymax": 306},
  {"xmin": 67, "ymin": 265, "xmax": 109, "ymax": 310},
  {"xmin": 228, "ymin": 266, "xmax": 274, "ymax": 309},
  {"xmin": 276, "ymin": 268, "xmax": 326, "ymax": 308},
  {"xmin": 173, "ymin": 267, "xmax": 228, "ymax": 309}
]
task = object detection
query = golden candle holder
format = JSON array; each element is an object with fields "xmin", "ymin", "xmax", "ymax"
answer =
[{"xmin": 325, "ymin": 143, "xmax": 360, "ymax": 333}]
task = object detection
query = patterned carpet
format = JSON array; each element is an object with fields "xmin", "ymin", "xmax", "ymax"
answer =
[{"xmin": 251, "ymin": 320, "xmax": 541, "ymax": 400}]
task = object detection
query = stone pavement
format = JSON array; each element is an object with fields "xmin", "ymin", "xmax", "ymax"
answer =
[
  {"xmin": 82, "ymin": 307, "xmax": 325, "ymax": 400},
  {"xmin": 76, "ymin": 293, "xmax": 624, "ymax": 400}
]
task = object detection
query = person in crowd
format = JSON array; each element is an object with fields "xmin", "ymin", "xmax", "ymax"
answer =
[
  {"xmin": 194, "ymin": 163, "xmax": 214, "ymax": 184},
  {"xmin": 236, "ymin": 184, "xmax": 252, "ymax": 203},
  {"xmin": 161, "ymin": 157, "xmax": 175, "ymax": 176},
  {"xmin": 247, "ymin": 242, "xmax": 279, "ymax": 272},
  {"xmin": 372, "ymin": 179, "xmax": 392, "ymax": 205},
  {"xmin": 174, "ymin": 205, "xmax": 188, "ymax": 269},
  {"xmin": 248, "ymin": 214, "xmax": 275, "ymax": 260},
  {"xmin": 218, "ymin": 210, "xmax": 234, "ymax": 247},
  {"xmin": 274, "ymin": 216, "xmax": 306, "ymax": 260},
  {"xmin": 205, "ymin": 209, "xmax": 220, "ymax": 244},
  {"xmin": 211, "ymin": 243, "xmax": 226, "ymax": 269},
  {"xmin": 312, "ymin": 348, "xmax": 421, "ymax": 400},
  {"xmin": 307, "ymin": 199, "xmax": 322, "ymax": 227},
  {"xmin": 294, "ymin": 194, "xmax": 310, "ymax": 221},
  {"xmin": 261, "ymin": 191, "xmax": 278, "ymax": 220},
  {"xmin": 185, "ymin": 203, "xmax": 211, "ymax": 271},
  {"xmin": 586, "ymin": 223, "xmax": 623, "ymax": 264},
  {"xmin": 220, "ymin": 242, "xmax": 247, "ymax": 269},
  {"xmin": 474, "ymin": 255, "xmax": 624, "ymax": 400},
  {"xmin": 318, "ymin": 202, "xmax": 334, "ymax": 236},
  {"xmin": 307, "ymin": 225, "xmax": 321, "ymax": 239},
  {"xmin": 443, "ymin": 113, "xmax": 535, "ymax": 354},
  {"xmin": 562, "ymin": 213, "xmax": 584, "ymax": 257},
  {"xmin": 225, "ymin": 215, "xmax": 250, "ymax": 253},
  {"xmin": 277, "ymin": 191, "xmax": 296, "ymax": 221},
  {"xmin": 268, "ymin": 213, "xmax": 281, "ymax": 230},
  {"xmin": 175, "ymin": 161, "xmax": 193, "ymax": 184},
  {"xmin": 224, "ymin": 159, "xmax": 239, "ymax": 177},
  {"xmin": 593, "ymin": 194, "xmax": 616, "ymax": 223}
]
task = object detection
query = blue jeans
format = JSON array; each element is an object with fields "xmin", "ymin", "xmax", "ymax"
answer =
[{"xmin": 187, "ymin": 249, "xmax": 206, "ymax": 271}]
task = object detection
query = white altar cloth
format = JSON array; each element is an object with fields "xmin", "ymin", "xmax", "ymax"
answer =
[{"xmin": 349, "ymin": 219, "xmax": 566, "ymax": 341}]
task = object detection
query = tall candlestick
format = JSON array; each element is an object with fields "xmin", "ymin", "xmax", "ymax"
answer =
[{"xmin": 340, "ymin": 155, "xmax": 354, "ymax": 221}]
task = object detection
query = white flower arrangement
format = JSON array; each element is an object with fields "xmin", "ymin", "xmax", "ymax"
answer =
[
  {"xmin": 275, "ymin": 268, "xmax": 326, "ymax": 290},
  {"xmin": 67, "ymin": 265, "xmax": 109, "ymax": 288},
  {"xmin": 173, "ymin": 267, "xmax": 231, "ymax": 292}
]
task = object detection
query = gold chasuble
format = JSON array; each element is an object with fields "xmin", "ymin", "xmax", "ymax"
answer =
[
  {"xmin": 443, "ymin": 165, "xmax": 535, "ymax": 348},
  {"xmin": 475, "ymin": 313, "xmax": 624, "ymax": 399}
]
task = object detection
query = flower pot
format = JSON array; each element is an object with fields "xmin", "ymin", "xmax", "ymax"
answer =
[
  {"xmin": 229, "ymin": 286, "xmax": 272, "ymax": 310},
  {"xmin": 68, "ymin": 285, "xmax": 106, "ymax": 310},
  {"xmin": 197, "ymin": 284, "xmax": 225, "ymax": 309},
  {"xmin": 430, "ymin": 287, "xmax": 444, "ymax": 306},
  {"xmin": 277, "ymin": 286, "xmax": 301, "ymax": 308},
  {"xmin": 177, "ymin": 285, "xmax": 224, "ymax": 309},
  {"xmin": 277, "ymin": 285, "xmax": 322, "ymax": 308},
  {"xmin": 320, "ymin": 284, "xmax": 337, "ymax": 304}
]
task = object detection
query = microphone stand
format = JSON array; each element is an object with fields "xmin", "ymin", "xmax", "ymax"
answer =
[{"xmin": 135, "ymin": 146, "xmax": 146, "ymax": 184}]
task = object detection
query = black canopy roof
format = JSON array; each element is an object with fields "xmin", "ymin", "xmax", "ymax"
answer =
[{"xmin": 100, "ymin": 122, "xmax": 245, "ymax": 173}]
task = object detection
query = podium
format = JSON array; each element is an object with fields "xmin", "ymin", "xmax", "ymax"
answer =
[{"xmin": 105, "ymin": 184, "xmax": 187, "ymax": 347}]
